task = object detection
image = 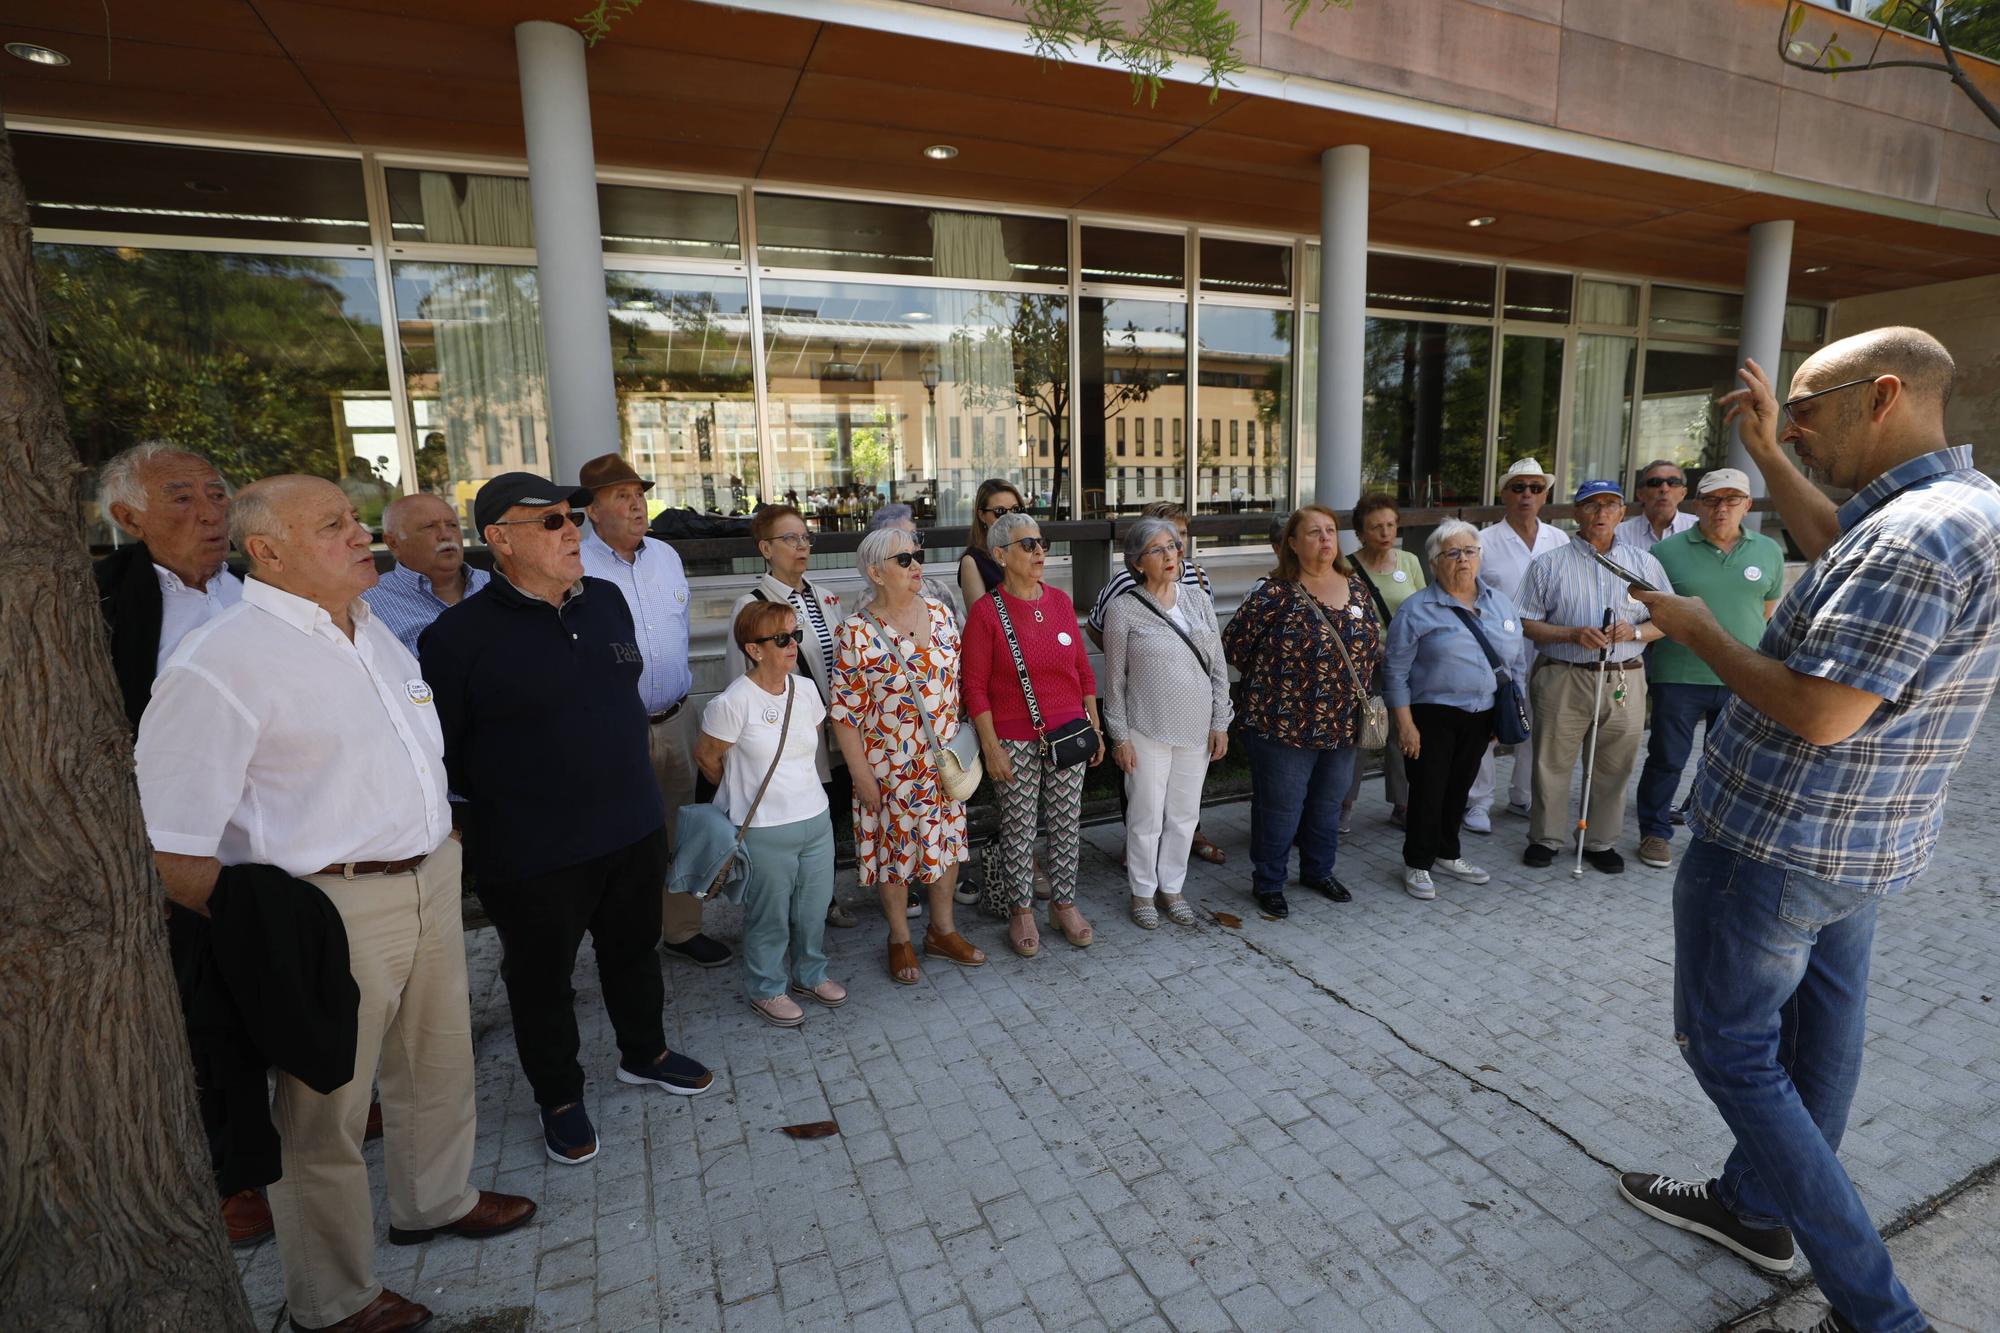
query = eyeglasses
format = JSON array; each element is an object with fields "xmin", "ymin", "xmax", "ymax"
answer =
[
  {"xmin": 1436, "ymin": 546, "xmax": 1481, "ymax": 562},
  {"xmin": 755, "ymin": 631, "xmax": 804, "ymax": 648},
  {"xmin": 1506, "ymin": 483, "xmax": 1546, "ymax": 496},
  {"xmin": 981, "ymin": 504, "xmax": 1021, "ymax": 518},
  {"xmin": 1783, "ymin": 376, "xmax": 1877, "ymax": 429},
  {"xmin": 1141, "ymin": 541, "xmax": 1184, "ymax": 560},
  {"xmin": 1641, "ymin": 476, "xmax": 1687, "ymax": 489},
  {"xmin": 885, "ymin": 551, "xmax": 922, "ymax": 569},
  {"xmin": 491, "ymin": 510, "xmax": 584, "ymax": 531},
  {"xmin": 1003, "ymin": 536, "xmax": 1049, "ymax": 553},
  {"xmin": 768, "ymin": 532, "xmax": 812, "ymax": 549},
  {"xmin": 1697, "ymin": 493, "xmax": 1752, "ymax": 508}
]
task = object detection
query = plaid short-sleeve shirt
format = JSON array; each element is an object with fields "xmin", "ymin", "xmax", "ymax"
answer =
[{"xmin": 1691, "ymin": 446, "xmax": 2000, "ymax": 890}]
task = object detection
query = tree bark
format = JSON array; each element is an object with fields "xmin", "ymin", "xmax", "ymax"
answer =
[{"xmin": 0, "ymin": 110, "xmax": 256, "ymax": 1332}]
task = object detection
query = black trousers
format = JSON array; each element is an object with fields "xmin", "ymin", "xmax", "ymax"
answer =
[
  {"xmin": 476, "ymin": 826, "xmax": 670, "ymax": 1109},
  {"xmin": 1402, "ymin": 703, "xmax": 1494, "ymax": 870}
]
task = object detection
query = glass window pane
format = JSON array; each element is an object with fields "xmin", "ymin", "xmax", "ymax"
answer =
[
  {"xmin": 1577, "ymin": 279, "xmax": 1639, "ymax": 327},
  {"xmin": 608, "ymin": 272, "xmax": 757, "ymax": 520},
  {"xmin": 38, "ymin": 245, "xmax": 394, "ymax": 543},
  {"xmin": 598, "ymin": 185, "xmax": 740, "ymax": 261},
  {"xmin": 1303, "ymin": 245, "xmax": 1321, "ymax": 303},
  {"xmin": 1648, "ymin": 286, "xmax": 1742, "ymax": 340},
  {"xmin": 1366, "ymin": 253, "xmax": 1495, "ymax": 318},
  {"xmin": 1499, "ymin": 335, "xmax": 1565, "ymax": 492},
  {"xmin": 754, "ymin": 195, "xmax": 1064, "ymax": 282},
  {"xmin": 1361, "ymin": 318, "xmax": 1491, "ymax": 507},
  {"xmin": 1200, "ymin": 237, "xmax": 1291, "ymax": 298},
  {"xmin": 18, "ymin": 134, "xmax": 369, "ymax": 245},
  {"xmin": 384, "ymin": 169, "xmax": 741, "ymax": 260},
  {"xmin": 1082, "ymin": 226, "xmax": 1185, "ymax": 289},
  {"xmin": 394, "ymin": 261, "xmax": 549, "ymax": 526},
  {"xmin": 761, "ymin": 280, "xmax": 1070, "ymax": 535},
  {"xmin": 1631, "ymin": 338, "xmax": 1738, "ymax": 484},
  {"xmin": 1503, "ymin": 269, "xmax": 1572, "ymax": 324},
  {"xmin": 1298, "ymin": 310, "xmax": 1318, "ymax": 502},
  {"xmin": 1567, "ymin": 333, "xmax": 1637, "ymax": 498},
  {"xmin": 1195, "ymin": 306, "xmax": 1291, "ymax": 518},
  {"xmin": 1082, "ymin": 297, "xmax": 1186, "ymax": 517},
  {"xmin": 1784, "ymin": 302, "xmax": 1825, "ymax": 345}
]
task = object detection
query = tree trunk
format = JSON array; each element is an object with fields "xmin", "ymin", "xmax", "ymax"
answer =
[{"xmin": 0, "ymin": 111, "xmax": 256, "ymax": 1332}]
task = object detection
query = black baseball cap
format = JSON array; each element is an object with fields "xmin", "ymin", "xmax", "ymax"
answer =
[{"xmin": 473, "ymin": 471, "xmax": 593, "ymax": 536}]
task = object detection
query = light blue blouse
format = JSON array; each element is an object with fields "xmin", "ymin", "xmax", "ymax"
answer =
[{"xmin": 1384, "ymin": 582, "xmax": 1530, "ymax": 712}]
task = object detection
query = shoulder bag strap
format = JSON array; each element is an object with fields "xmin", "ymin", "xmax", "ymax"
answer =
[
  {"xmin": 989, "ymin": 590, "xmax": 1047, "ymax": 742},
  {"xmin": 1296, "ymin": 582, "xmax": 1370, "ymax": 700},
  {"xmin": 733, "ymin": 679, "xmax": 795, "ymax": 844},
  {"xmin": 861, "ymin": 610, "xmax": 947, "ymax": 760},
  {"xmin": 1351, "ymin": 561, "xmax": 1394, "ymax": 625},
  {"xmin": 1119, "ymin": 585, "xmax": 1209, "ymax": 676},
  {"xmin": 1445, "ymin": 604, "xmax": 1512, "ymax": 683}
]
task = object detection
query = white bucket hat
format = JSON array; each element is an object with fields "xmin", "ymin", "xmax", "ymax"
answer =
[{"xmin": 1497, "ymin": 457, "xmax": 1557, "ymax": 490}]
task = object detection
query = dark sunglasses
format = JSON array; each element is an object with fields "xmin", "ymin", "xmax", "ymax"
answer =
[
  {"xmin": 755, "ymin": 630, "xmax": 804, "ymax": 648},
  {"xmin": 1782, "ymin": 376, "xmax": 1877, "ymax": 429},
  {"xmin": 491, "ymin": 510, "xmax": 585, "ymax": 531},
  {"xmin": 1004, "ymin": 536, "xmax": 1049, "ymax": 553},
  {"xmin": 981, "ymin": 504, "xmax": 1022, "ymax": 518},
  {"xmin": 1641, "ymin": 476, "xmax": 1687, "ymax": 489},
  {"xmin": 885, "ymin": 551, "xmax": 923, "ymax": 569},
  {"xmin": 1506, "ymin": 483, "xmax": 1546, "ymax": 496}
]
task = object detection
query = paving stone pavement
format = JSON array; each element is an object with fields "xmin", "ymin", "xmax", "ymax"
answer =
[{"xmin": 237, "ymin": 716, "xmax": 2000, "ymax": 1332}]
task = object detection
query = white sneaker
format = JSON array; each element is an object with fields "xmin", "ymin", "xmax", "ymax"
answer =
[
  {"xmin": 1461, "ymin": 810, "xmax": 1492, "ymax": 835},
  {"xmin": 1434, "ymin": 857, "xmax": 1490, "ymax": 884},
  {"xmin": 1402, "ymin": 868, "xmax": 1436, "ymax": 900}
]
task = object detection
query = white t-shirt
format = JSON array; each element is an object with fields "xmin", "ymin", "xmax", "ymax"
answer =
[
  {"xmin": 701, "ymin": 675, "xmax": 830, "ymax": 828},
  {"xmin": 1163, "ymin": 600, "xmax": 1190, "ymax": 631}
]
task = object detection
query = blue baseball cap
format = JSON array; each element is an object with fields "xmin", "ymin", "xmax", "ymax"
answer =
[{"xmin": 1573, "ymin": 479, "xmax": 1624, "ymax": 504}]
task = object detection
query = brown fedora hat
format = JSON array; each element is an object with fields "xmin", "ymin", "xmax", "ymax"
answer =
[{"xmin": 577, "ymin": 452, "xmax": 653, "ymax": 495}]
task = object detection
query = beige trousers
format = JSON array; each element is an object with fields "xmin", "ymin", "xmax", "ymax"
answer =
[
  {"xmin": 272, "ymin": 838, "xmax": 480, "ymax": 1327},
  {"xmin": 1527, "ymin": 662, "xmax": 1646, "ymax": 852},
  {"xmin": 650, "ymin": 715, "xmax": 704, "ymax": 944}
]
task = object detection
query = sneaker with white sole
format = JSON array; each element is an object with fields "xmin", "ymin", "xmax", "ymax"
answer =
[
  {"xmin": 1461, "ymin": 810, "xmax": 1492, "ymax": 835},
  {"xmin": 1617, "ymin": 1172, "xmax": 1795, "ymax": 1273},
  {"xmin": 1638, "ymin": 836, "xmax": 1673, "ymax": 868},
  {"xmin": 1402, "ymin": 868, "xmax": 1436, "ymax": 900},
  {"xmin": 1434, "ymin": 857, "xmax": 1490, "ymax": 884}
]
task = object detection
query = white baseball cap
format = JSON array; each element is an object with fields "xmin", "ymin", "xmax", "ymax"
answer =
[
  {"xmin": 1497, "ymin": 458, "xmax": 1556, "ymax": 489},
  {"xmin": 1698, "ymin": 467, "xmax": 1752, "ymax": 497}
]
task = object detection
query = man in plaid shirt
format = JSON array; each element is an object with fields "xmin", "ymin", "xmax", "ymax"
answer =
[{"xmin": 1615, "ymin": 327, "xmax": 2000, "ymax": 1333}]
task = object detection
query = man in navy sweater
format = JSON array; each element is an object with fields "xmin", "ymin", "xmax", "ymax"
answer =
[{"xmin": 421, "ymin": 472, "xmax": 714, "ymax": 1167}]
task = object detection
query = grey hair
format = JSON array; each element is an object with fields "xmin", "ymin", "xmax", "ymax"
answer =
[
  {"xmin": 855, "ymin": 525, "xmax": 919, "ymax": 609},
  {"xmin": 227, "ymin": 482, "xmax": 291, "ymax": 555},
  {"xmin": 1425, "ymin": 518, "xmax": 1481, "ymax": 567},
  {"xmin": 987, "ymin": 510, "xmax": 1039, "ymax": 551},
  {"xmin": 1636, "ymin": 459, "xmax": 1683, "ymax": 482},
  {"xmin": 868, "ymin": 503, "xmax": 915, "ymax": 531},
  {"xmin": 98, "ymin": 441, "xmax": 211, "ymax": 517},
  {"xmin": 1123, "ymin": 517, "xmax": 1180, "ymax": 575}
]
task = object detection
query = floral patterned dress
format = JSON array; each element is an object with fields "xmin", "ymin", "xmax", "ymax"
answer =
[{"xmin": 829, "ymin": 596, "xmax": 971, "ymax": 886}]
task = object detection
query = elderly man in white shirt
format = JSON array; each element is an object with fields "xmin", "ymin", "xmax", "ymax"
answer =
[
  {"xmin": 1616, "ymin": 459, "xmax": 1700, "ymax": 551},
  {"xmin": 137, "ymin": 475, "xmax": 534, "ymax": 1333},
  {"xmin": 1466, "ymin": 457, "xmax": 1568, "ymax": 833}
]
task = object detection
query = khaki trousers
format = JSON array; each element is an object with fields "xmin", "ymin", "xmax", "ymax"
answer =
[
  {"xmin": 1527, "ymin": 662, "xmax": 1646, "ymax": 852},
  {"xmin": 273, "ymin": 837, "xmax": 479, "ymax": 1327},
  {"xmin": 650, "ymin": 715, "xmax": 703, "ymax": 944}
]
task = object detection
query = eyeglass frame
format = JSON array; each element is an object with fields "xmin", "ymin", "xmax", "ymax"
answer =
[
  {"xmin": 1139, "ymin": 539, "xmax": 1185, "ymax": 561},
  {"xmin": 489, "ymin": 510, "xmax": 585, "ymax": 531},
  {"xmin": 980, "ymin": 503, "xmax": 1023, "ymax": 519},
  {"xmin": 753, "ymin": 630, "xmax": 804, "ymax": 648},
  {"xmin": 1435, "ymin": 545, "xmax": 1482, "ymax": 563},
  {"xmin": 1505, "ymin": 482, "xmax": 1547, "ymax": 495},
  {"xmin": 1782, "ymin": 376, "xmax": 1878, "ymax": 429},
  {"xmin": 883, "ymin": 551, "xmax": 923, "ymax": 569},
  {"xmin": 1000, "ymin": 535, "xmax": 1049, "ymax": 553},
  {"xmin": 1639, "ymin": 475, "xmax": 1687, "ymax": 489},
  {"xmin": 765, "ymin": 530, "xmax": 813, "ymax": 550}
]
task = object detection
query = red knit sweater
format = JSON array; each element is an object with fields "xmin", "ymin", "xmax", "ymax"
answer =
[{"xmin": 960, "ymin": 586, "xmax": 1096, "ymax": 742}]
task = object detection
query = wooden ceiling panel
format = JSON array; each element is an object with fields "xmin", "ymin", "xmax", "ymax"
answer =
[
  {"xmin": 784, "ymin": 72, "xmax": 1189, "ymax": 156},
  {"xmin": 1485, "ymin": 152, "xmax": 1747, "ymax": 209},
  {"xmin": 252, "ymin": 1, "xmax": 517, "ymax": 78},
  {"xmin": 758, "ymin": 151, "xmax": 1088, "ymax": 210},
  {"xmin": 1371, "ymin": 196, "xmax": 1604, "ymax": 246},
  {"xmin": 767, "ymin": 116, "xmax": 1142, "ymax": 188},
  {"xmin": 3, "ymin": 0, "xmax": 280, "ymax": 56},
  {"xmin": 1412, "ymin": 175, "xmax": 1678, "ymax": 229},
  {"xmin": 1087, "ymin": 158, "xmax": 1321, "ymax": 214},
  {"xmin": 1204, "ymin": 100, "xmax": 1535, "ymax": 174},
  {"xmin": 582, "ymin": 46, "xmax": 805, "ymax": 110}
]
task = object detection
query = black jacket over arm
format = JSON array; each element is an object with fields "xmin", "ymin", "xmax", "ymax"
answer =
[{"xmin": 93, "ymin": 542, "xmax": 163, "ymax": 733}]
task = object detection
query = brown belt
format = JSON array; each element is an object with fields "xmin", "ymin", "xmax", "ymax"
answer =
[
  {"xmin": 648, "ymin": 699, "xmax": 685, "ymax": 725},
  {"xmin": 317, "ymin": 855, "xmax": 426, "ymax": 879},
  {"xmin": 1560, "ymin": 658, "xmax": 1645, "ymax": 673}
]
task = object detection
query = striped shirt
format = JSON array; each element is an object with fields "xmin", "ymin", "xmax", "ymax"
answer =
[
  {"xmin": 1516, "ymin": 537, "xmax": 1668, "ymax": 665},
  {"xmin": 579, "ymin": 529, "xmax": 693, "ymax": 713},
  {"xmin": 361, "ymin": 561, "xmax": 490, "ymax": 658},
  {"xmin": 1692, "ymin": 446, "xmax": 2000, "ymax": 889},
  {"xmin": 1087, "ymin": 560, "xmax": 1210, "ymax": 634}
]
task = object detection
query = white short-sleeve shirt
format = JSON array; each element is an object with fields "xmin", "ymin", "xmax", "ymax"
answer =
[
  {"xmin": 1479, "ymin": 518, "xmax": 1569, "ymax": 603},
  {"xmin": 701, "ymin": 675, "xmax": 830, "ymax": 828},
  {"xmin": 156, "ymin": 563, "xmax": 244, "ymax": 673}
]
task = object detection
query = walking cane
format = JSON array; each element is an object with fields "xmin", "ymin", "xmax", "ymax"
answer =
[{"xmin": 1573, "ymin": 606, "xmax": 1615, "ymax": 878}]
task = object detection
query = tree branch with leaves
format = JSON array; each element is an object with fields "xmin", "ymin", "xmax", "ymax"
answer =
[
  {"xmin": 1780, "ymin": 0, "xmax": 2000, "ymax": 133},
  {"xmin": 1021, "ymin": 0, "xmax": 1352, "ymax": 105}
]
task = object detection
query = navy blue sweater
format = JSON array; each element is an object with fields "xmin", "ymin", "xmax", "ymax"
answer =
[{"xmin": 420, "ymin": 574, "xmax": 662, "ymax": 882}]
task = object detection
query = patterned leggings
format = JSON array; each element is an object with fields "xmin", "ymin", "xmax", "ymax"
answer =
[{"xmin": 991, "ymin": 738, "xmax": 1086, "ymax": 910}]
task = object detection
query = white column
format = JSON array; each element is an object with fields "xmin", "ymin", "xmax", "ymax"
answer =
[
  {"xmin": 1317, "ymin": 146, "xmax": 1368, "ymax": 514},
  {"xmin": 1731, "ymin": 219, "xmax": 1794, "ymax": 503},
  {"xmin": 516, "ymin": 20, "xmax": 617, "ymax": 484}
]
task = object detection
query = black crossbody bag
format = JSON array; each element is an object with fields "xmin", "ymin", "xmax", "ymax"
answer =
[
  {"xmin": 991, "ymin": 590, "xmax": 1099, "ymax": 769},
  {"xmin": 1446, "ymin": 605, "xmax": 1531, "ymax": 745}
]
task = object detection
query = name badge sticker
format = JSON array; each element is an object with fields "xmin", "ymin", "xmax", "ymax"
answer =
[
  {"xmin": 1056, "ymin": 631, "xmax": 1073, "ymax": 647},
  {"xmin": 674, "ymin": 588, "xmax": 688, "ymax": 605},
  {"xmin": 405, "ymin": 680, "xmax": 434, "ymax": 706},
  {"xmin": 1744, "ymin": 565, "xmax": 1763, "ymax": 582},
  {"xmin": 1391, "ymin": 569, "xmax": 1408, "ymax": 584},
  {"xmin": 1503, "ymin": 620, "xmax": 1516, "ymax": 633}
]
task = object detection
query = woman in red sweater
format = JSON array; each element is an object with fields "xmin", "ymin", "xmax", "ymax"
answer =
[{"xmin": 962, "ymin": 511, "xmax": 1106, "ymax": 957}]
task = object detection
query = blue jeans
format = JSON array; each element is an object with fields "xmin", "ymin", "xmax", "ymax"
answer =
[
  {"xmin": 1241, "ymin": 732, "xmax": 1354, "ymax": 898},
  {"xmin": 1637, "ymin": 682, "xmax": 1730, "ymax": 841},
  {"xmin": 1673, "ymin": 838, "xmax": 1923, "ymax": 1333}
]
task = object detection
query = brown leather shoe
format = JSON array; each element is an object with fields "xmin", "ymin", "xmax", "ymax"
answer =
[
  {"xmin": 386, "ymin": 1190, "xmax": 537, "ymax": 1246},
  {"xmin": 290, "ymin": 1288, "xmax": 432, "ymax": 1332},
  {"xmin": 221, "ymin": 1189, "xmax": 273, "ymax": 1245}
]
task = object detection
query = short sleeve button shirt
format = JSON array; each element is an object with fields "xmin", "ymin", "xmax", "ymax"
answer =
[
  {"xmin": 1478, "ymin": 518, "xmax": 1567, "ymax": 602},
  {"xmin": 1516, "ymin": 538, "xmax": 1668, "ymax": 666},
  {"xmin": 580, "ymin": 528, "xmax": 693, "ymax": 713},
  {"xmin": 1692, "ymin": 447, "xmax": 2000, "ymax": 889}
]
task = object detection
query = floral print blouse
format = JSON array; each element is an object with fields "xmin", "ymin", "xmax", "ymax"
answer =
[{"xmin": 1223, "ymin": 575, "xmax": 1385, "ymax": 749}]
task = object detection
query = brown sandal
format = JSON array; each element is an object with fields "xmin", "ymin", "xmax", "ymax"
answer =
[
  {"xmin": 1050, "ymin": 902, "xmax": 1094, "ymax": 948},
  {"xmin": 923, "ymin": 927, "xmax": 987, "ymax": 967},
  {"xmin": 886, "ymin": 937, "xmax": 921, "ymax": 986},
  {"xmin": 1007, "ymin": 909, "xmax": 1040, "ymax": 958},
  {"xmin": 1191, "ymin": 834, "xmax": 1227, "ymax": 865}
]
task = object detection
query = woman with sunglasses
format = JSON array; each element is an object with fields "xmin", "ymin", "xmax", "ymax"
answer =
[
  {"xmin": 730, "ymin": 504, "xmax": 858, "ymax": 928},
  {"xmin": 828, "ymin": 527, "xmax": 985, "ymax": 985},
  {"xmin": 961, "ymin": 511, "xmax": 1105, "ymax": 955},
  {"xmin": 869, "ymin": 503, "xmax": 957, "ymax": 622},
  {"xmin": 958, "ymin": 478, "xmax": 1026, "ymax": 610},
  {"xmin": 694, "ymin": 602, "xmax": 844, "ymax": 1028}
]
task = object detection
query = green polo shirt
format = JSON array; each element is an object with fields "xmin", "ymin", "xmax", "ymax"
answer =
[{"xmin": 1648, "ymin": 525, "xmax": 1786, "ymax": 686}]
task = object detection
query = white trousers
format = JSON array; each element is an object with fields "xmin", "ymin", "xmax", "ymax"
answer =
[
  {"xmin": 1123, "ymin": 734, "xmax": 1209, "ymax": 899},
  {"xmin": 1466, "ymin": 695, "xmax": 1534, "ymax": 817}
]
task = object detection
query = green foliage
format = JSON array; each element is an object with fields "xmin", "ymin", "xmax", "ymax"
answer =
[
  {"xmin": 1023, "ymin": 0, "xmax": 1352, "ymax": 105},
  {"xmin": 1875, "ymin": 0, "xmax": 2000, "ymax": 61},
  {"xmin": 575, "ymin": 0, "xmax": 644, "ymax": 48}
]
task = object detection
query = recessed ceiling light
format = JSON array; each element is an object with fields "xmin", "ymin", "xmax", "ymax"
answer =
[
  {"xmin": 1803, "ymin": 265, "xmax": 1830, "ymax": 274},
  {"xmin": 6, "ymin": 41, "xmax": 70, "ymax": 66},
  {"xmin": 1466, "ymin": 216, "xmax": 1497, "ymax": 228},
  {"xmin": 923, "ymin": 144, "xmax": 958, "ymax": 161}
]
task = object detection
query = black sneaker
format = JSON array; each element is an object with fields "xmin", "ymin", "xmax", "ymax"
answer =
[
  {"xmin": 617, "ymin": 1048, "xmax": 714, "ymax": 1097},
  {"xmin": 1306, "ymin": 875, "xmax": 1353, "ymax": 903},
  {"xmin": 1252, "ymin": 889, "xmax": 1289, "ymax": 919},
  {"xmin": 1583, "ymin": 847, "xmax": 1625, "ymax": 874},
  {"xmin": 1617, "ymin": 1172, "xmax": 1795, "ymax": 1273},
  {"xmin": 1522, "ymin": 843, "xmax": 1555, "ymax": 868},
  {"xmin": 660, "ymin": 932, "xmax": 733, "ymax": 968},
  {"xmin": 540, "ymin": 1101, "xmax": 599, "ymax": 1166}
]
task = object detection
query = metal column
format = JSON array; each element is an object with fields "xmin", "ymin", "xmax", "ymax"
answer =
[
  {"xmin": 1317, "ymin": 145, "xmax": 1368, "ymax": 514},
  {"xmin": 1732, "ymin": 218, "xmax": 1795, "ymax": 510}
]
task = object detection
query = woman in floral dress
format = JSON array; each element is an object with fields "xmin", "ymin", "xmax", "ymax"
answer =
[{"xmin": 831, "ymin": 527, "xmax": 987, "ymax": 985}]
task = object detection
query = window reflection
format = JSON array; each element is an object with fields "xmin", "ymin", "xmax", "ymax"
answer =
[
  {"xmin": 1499, "ymin": 334, "xmax": 1565, "ymax": 490},
  {"xmin": 609, "ymin": 272, "xmax": 758, "ymax": 514},
  {"xmin": 1196, "ymin": 306, "xmax": 1291, "ymax": 515},
  {"xmin": 1080, "ymin": 297, "xmax": 1186, "ymax": 517},
  {"xmin": 1361, "ymin": 318, "xmax": 1490, "ymax": 507},
  {"xmin": 1569, "ymin": 334, "xmax": 1637, "ymax": 496},
  {"xmin": 1632, "ymin": 340, "xmax": 1738, "ymax": 481}
]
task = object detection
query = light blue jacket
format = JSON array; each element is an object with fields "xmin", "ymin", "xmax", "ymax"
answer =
[
  {"xmin": 666, "ymin": 802, "xmax": 751, "ymax": 904},
  {"xmin": 1384, "ymin": 582, "xmax": 1530, "ymax": 712}
]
